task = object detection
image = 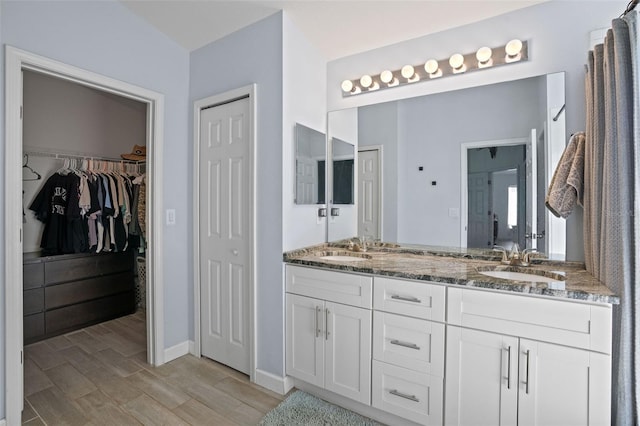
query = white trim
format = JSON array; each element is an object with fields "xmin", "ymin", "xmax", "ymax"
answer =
[
  {"xmin": 460, "ymin": 137, "xmax": 527, "ymax": 248},
  {"xmin": 254, "ymin": 369, "xmax": 294, "ymax": 395},
  {"xmin": 164, "ymin": 340, "xmax": 194, "ymax": 363},
  {"xmin": 4, "ymin": 46, "xmax": 165, "ymax": 425},
  {"xmin": 193, "ymin": 84, "xmax": 257, "ymax": 382},
  {"xmin": 0, "ymin": 418, "xmax": 7, "ymax": 426},
  {"xmin": 357, "ymin": 145, "xmax": 383, "ymax": 240}
]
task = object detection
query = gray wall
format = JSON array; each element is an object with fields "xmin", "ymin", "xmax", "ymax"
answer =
[
  {"xmin": 189, "ymin": 12, "xmax": 285, "ymax": 376},
  {"xmin": 328, "ymin": 0, "xmax": 627, "ymax": 260},
  {"xmin": 1, "ymin": 0, "xmax": 190, "ymax": 418}
]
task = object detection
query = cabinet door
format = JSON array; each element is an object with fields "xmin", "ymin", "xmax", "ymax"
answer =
[
  {"xmin": 285, "ymin": 294, "xmax": 324, "ymax": 387},
  {"xmin": 518, "ymin": 340, "xmax": 611, "ymax": 426},
  {"xmin": 325, "ymin": 301, "xmax": 372, "ymax": 405},
  {"xmin": 445, "ymin": 326, "xmax": 518, "ymax": 426}
]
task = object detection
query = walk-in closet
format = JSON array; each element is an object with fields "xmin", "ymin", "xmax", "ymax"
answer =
[{"xmin": 21, "ymin": 69, "xmax": 149, "ymax": 395}]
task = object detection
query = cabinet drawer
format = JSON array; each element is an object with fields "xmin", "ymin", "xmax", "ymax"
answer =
[
  {"xmin": 24, "ymin": 313, "xmax": 45, "ymax": 343},
  {"xmin": 45, "ymin": 291, "xmax": 135, "ymax": 335},
  {"xmin": 45, "ymin": 252, "xmax": 132, "ymax": 284},
  {"xmin": 372, "ymin": 360, "xmax": 443, "ymax": 425},
  {"xmin": 447, "ymin": 287, "xmax": 612, "ymax": 354},
  {"xmin": 373, "ymin": 311, "xmax": 444, "ymax": 376},
  {"xmin": 286, "ymin": 265, "xmax": 372, "ymax": 308},
  {"xmin": 23, "ymin": 262, "xmax": 44, "ymax": 289},
  {"xmin": 45, "ymin": 271, "xmax": 133, "ymax": 310},
  {"xmin": 373, "ymin": 277, "xmax": 445, "ymax": 321},
  {"xmin": 24, "ymin": 288, "xmax": 44, "ymax": 315}
]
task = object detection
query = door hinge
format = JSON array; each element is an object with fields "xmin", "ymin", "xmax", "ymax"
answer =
[
  {"xmin": 20, "ymin": 106, "xmax": 23, "ymax": 119},
  {"xmin": 21, "ymin": 350, "xmax": 23, "ymax": 364}
]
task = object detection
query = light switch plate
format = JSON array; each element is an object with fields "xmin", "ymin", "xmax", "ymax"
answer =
[{"xmin": 166, "ymin": 209, "xmax": 176, "ymax": 225}]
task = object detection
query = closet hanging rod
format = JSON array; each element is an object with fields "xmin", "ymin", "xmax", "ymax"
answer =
[{"xmin": 23, "ymin": 148, "xmax": 143, "ymax": 164}]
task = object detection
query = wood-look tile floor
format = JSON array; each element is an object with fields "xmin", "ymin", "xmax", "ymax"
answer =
[{"xmin": 22, "ymin": 311, "xmax": 285, "ymax": 425}]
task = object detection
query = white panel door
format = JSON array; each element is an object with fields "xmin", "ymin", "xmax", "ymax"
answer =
[
  {"xmin": 285, "ymin": 294, "xmax": 324, "ymax": 387},
  {"xmin": 445, "ymin": 326, "xmax": 518, "ymax": 426},
  {"xmin": 199, "ymin": 97, "xmax": 250, "ymax": 374},
  {"xmin": 324, "ymin": 301, "xmax": 372, "ymax": 405},
  {"xmin": 358, "ymin": 148, "xmax": 380, "ymax": 240},
  {"xmin": 296, "ymin": 155, "xmax": 317, "ymax": 204},
  {"xmin": 518, "ymin": 339, "xmax": 610, "ymax": 426},
  {"xmin": 467, "ymin": 172, "xmax": 492, "ymax": 248}
]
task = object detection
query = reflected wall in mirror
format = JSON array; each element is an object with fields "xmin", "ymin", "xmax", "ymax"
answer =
[
  {"xmin": 331, "ymin": 138, "xmax": 354, "ymax": 205},
  {"xmin": 294, "ymin": 123, "xmax": 326, "ymax": 205},
  {"xmin": 327, "ymin": 72, "xmax": 567, "ymax": 259}
]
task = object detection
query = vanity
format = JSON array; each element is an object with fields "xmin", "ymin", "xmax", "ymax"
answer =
[{"xmin": 283, "ymin": 244, "xmax": 617, "ymax": 426}]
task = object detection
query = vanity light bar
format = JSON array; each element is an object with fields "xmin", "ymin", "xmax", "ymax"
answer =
[{"xmin": 341, "ymin": 39, "xmax": 528, "ymax": 97}]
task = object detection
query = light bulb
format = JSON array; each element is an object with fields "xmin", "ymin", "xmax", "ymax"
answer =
[
  {"xmin": 360, "ymin": 74, "xmax": 373, "ymax": 88},
  {"xmin": 401, "ymin": 65, "xmax": 415, "ymax": 79},
  {"xmin": 380, "ymin": 70, "xmax": 393, "ymax": 84},
  {"xmin": 449, "ymin": 53, "xmax": 466, "ymax": 73},
  {"xmin": 505, "ymin": 39, "xmax": 523, "ymax": 61},
  {"xmin": 476, "ymin": 47, "xmax": 493, "ymax": 67},
  {"xmin": 424, "ymin": 59, "xmax": 439, "ymax": 75},
  {"xmin": 341, "ymin": 80, "xmax": 354, "ymax": 92}
]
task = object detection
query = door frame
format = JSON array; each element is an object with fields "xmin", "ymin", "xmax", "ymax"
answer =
[
  {"xmin": 192, "ymin": 85, "xmax": 257, "ymax": 382},
  {"xmin": 5, "ymin": 46, "xmax": 165, "ymax": 425},
  {"xmin": 460, "ymin": 137, "xmax": 527, "ymax": 248},
  {"xmin": 357, "ymin": 145, "xmax": 383, "ymax": 240}
]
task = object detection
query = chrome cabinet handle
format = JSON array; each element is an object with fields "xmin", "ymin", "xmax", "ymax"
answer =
[
  {"xmin": 391, "ymin": 295, "xmax": 421, "ymax": 303},
  {"xmin": 325, "ymin": 308, "xmax": 330, "ymax": 340},
  {"xmin": 525, "ymin": 349, "xmax": 531, "ymax": 394},
  {"xmin": 506, "ymin": 346, "xmax": 512, "ymax": 389},
  {"xmin": 389, "ymin": 389, "xmax": 419, "ymax": 403},
  {"xmin": 390, "ymin": 339, "xmax": 420, "ymax": 350},
  {"xmin": 315, "ymin": 306, "xmax": 321, "ymax": 338}
]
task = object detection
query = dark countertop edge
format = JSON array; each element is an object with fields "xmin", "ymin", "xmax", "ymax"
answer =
[
  {"xmin": 23, "ymin": 250, "xmax": 134, "ymax": 264},
  {"xmin": 283, "ymin": 258, "xmax": 620, "ymax": 305}
]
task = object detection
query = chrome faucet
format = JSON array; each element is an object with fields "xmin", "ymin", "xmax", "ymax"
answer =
[{"xmin": 493, "ymin": 244, "xmax": 534, "ymax": 266}]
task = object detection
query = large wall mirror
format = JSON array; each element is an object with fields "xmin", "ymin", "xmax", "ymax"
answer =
[{"xmin": 326, "ymin": 72, "xmax": 567, "ymax": 259}]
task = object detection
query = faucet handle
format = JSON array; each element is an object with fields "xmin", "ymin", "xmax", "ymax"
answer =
[
  {"xmin": 493, "ymin": 245, "xmax": 509, "ymax": 264},
  {"xmin": 522, "ymin": 248, "xmax": 537, "ymax": 264}
]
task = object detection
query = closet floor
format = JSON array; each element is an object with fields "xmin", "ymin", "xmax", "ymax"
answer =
[{"xmin": 22, "ymin": 310, "xmax": 284, "ymax": 425}]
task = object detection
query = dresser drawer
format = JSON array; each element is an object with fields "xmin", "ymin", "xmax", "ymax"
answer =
[
  {"xmin": 23, "ymin": 262, "xmax": 44, "ymax": 289},
  {"xmin": 45, "ymin": 271, "xmax": 133, "ymax": 310},
  {"xmin": 372, "ymin": 360, "xmax": 443, "ymax": 425},
  {"xmin": 373, "ymin": 311, "xmax": 444, "ymax": 376},
  {"xmin": 373, "ymin": 277, "xmax": 445, "ymax": 321},
  {"xmin": 24, "ymin": 313, "xmax": 44, "ymax": 343},
  {"xmin": 286, "ymin": 265, "xmax": 372, "ymax": 308},
  {"xmin": 24, "ymin": 288, "xmax": 44, "ymax": 315},
  {"xmin": 447, "ymin": 287, "xmax": 612, "ymax": 354}
]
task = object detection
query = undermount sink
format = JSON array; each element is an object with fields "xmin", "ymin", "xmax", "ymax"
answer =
[
  {"xmin": 315, "ymin": 251, "xmax": 372, "ymax": 262},
  {"xmin": 477, "ymin": 266, "xmax": 566, "ymax": 285}
]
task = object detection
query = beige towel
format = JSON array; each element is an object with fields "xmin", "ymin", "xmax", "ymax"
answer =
[{"xmin": 545, "ymin": 132, "xmax": 585, "ymax": 218}]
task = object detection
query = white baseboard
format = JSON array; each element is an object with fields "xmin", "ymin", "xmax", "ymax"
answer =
[
  {"xmin": 163, "ymin": 340, "xmax": 193, "ymax": 362},
  {"xmin": 0, "ymin": 418, "xmax": 6, "ymax": 426},
  {"xmin": 254, "ymin": 369, "xmax": 294, "ymax": 395}
]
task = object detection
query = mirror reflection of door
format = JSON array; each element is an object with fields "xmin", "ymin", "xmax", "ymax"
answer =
[
  {"xmin": 358, "ymin": 147, "xmax": 381, "ymax": 240},
  {"xmin": 467, "ymin": 144, "xmax": 526, "ymax": 250}
]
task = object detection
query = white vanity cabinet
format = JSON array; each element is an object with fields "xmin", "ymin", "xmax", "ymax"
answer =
[
  {"xmin": 445, "ymin": 287, "xmax": 612, "ymax": 426},
  {"xmin": 371, "ymin": 277, "xmax": 446, "ymax": 425},
  {"xmin": 285, "ymin": 265, "xmax": 372, "ymax": 405}
]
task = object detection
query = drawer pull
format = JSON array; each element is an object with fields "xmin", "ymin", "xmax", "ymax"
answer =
[
  {"xmin": 391, "ymin": 295, "xmax": 421, "ymax": 303},
  {"xmin": 315, "ymin": 306, "xmax": 321, "ymax": 338},
  {"xmin": 390, "ymin": 339, "xmax": 420, "ymax": 350},
  {"xmin": 389, "ymin": 389, "xmax": 419, "ymax": 403}
]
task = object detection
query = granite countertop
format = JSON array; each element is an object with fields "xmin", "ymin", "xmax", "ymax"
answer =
[{"xmin": 283, "ymin": 243, "xmax": 619, "ymax": 305}]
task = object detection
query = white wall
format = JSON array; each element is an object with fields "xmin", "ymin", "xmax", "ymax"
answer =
[
  {"xmin": 282, "ymin": 12, "xmax": 327, "ymax": 252},
  {"xmin": 190, "ymin": 12, "xmax": 285, "ymax": 376},
  {"xmin": 358, "ymin": 102, "xmax": 398, "ymax": 241},
  {"xmin": 1, "ymin": 0, "xmax": 190, "ymax": 418},
  {"xmin": 327, "ymin": 0, "xmax": 626, "ymax": 260}
]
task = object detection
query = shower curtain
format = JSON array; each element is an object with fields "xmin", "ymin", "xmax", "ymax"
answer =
[{"xmin": 584, "ymin": 10, "xmax": 640, "ymax": 425}]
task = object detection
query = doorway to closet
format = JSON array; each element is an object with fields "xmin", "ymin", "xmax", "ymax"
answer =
[{"xmin": 5, "ymin": 46, "xmax": 165, "ymax": 426}]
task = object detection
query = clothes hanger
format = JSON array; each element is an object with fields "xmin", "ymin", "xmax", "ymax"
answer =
[{"xmin": 22, "ymin": 154, "xmax": 42, "ymax": 181}]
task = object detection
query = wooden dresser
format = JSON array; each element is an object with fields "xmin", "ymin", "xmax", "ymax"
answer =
[{"xmin": 23, "ymin": 251, "xmax": 136, "ymax": 344}]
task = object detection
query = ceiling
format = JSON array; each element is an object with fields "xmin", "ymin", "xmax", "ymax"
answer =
[{"xmin": 120, "ymin": 0, "xmax": 550, "ymax": 60}]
